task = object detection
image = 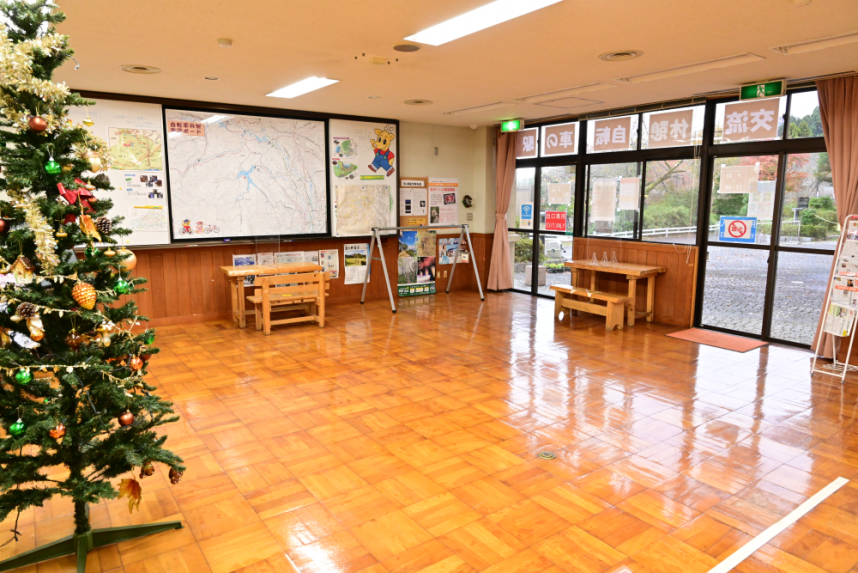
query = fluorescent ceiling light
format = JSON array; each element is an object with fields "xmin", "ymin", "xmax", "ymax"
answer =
[
  {"xmin": 616, "ymin": 53, "xmax": 764, "ymax": 84},
  {"xmin": 445, "ymin": 102, "xmax": 515, "ymax": 115},
  {"xmin": 200, "ymin": 114, "xmax": 230, "ymax": 124},
  {"xmin": 517, "ymin": 83, "xmax": 615, "ymax": 103},
  {"xmin": 533, "ymin": 97, "xmax": 603, "ymax": 109},
  {"xmin": 772, "ymin": 32, "xmax": 858, "ymax": 55},
  {"xmin": 405, "ymin": 0, "xmax": 563, "ymax": 46},
  {"xmin": 266, "ymin": 77, "xmax": 338, "ymax": 98}
]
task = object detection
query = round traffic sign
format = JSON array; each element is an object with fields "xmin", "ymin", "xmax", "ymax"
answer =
[{"xmin": 728, "ymin": 220, "xmax": 746, "ymax": 238}]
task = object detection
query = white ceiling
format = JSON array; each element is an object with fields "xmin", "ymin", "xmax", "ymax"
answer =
[{"xmin": 55, "ymin": 0, "xmax": 858, "ymax": 127}]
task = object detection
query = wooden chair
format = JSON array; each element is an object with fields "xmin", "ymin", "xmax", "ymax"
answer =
[
  {"xmin": 246, "ymin": 271, "xmax": 329, "ymax": 334},
  {"xmin": 550, "ymin": 285, "xmax": 631, "ymax": 331}
]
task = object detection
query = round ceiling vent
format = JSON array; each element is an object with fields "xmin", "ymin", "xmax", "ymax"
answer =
[
  {"xmin": 120, "ymin": 65, "xmax": 162, "ymax": 74},
  {"xmin": 599, "ymin": 51, "xmax": 643, "ymax": 62},
  {"xmin": 393, "ymin": 43, "xmax": 420, "ymax": 53},
  {"xmin": 404, "ymin": 99, "xmax": 433, "ymax": 106}
]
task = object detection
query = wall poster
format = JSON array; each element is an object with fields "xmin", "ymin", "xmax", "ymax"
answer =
[
  {"xmin": 344, "ymin": 243, "xmax": 369, "ymax": 285},
  {"xmin": 400, "ymin": 177, "xmax": 429, "ymax": 227},
  {"xmin": 398, "ymin": 230, "xmax": 436, "ymax": 297},
  {"xmin": 428, "ymin": 178, "xmax": 458, "ymax": 227}
]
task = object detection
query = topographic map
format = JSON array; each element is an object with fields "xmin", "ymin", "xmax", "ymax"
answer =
[
  {"xmin": 108, "ymin": 128, "xmax": 163, "ymax": 170},
  {"xmin": 165, "ymin": 110, "xmax": 327, "ymax": 238},
  {"xmin": 335, "ymin": 184, "xmax": 393, "ymax": 236}
]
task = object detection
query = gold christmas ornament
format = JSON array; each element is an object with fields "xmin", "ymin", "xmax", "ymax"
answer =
[
  {"xmin": 8, "ymin": 191, "xmax": 60, "ymax": 274},
  {"xmin": 82, "ymin": 113, "xmax": 94, "ymax": 127},
  {"xmin": 10, "ymin": 302, "xmax": 44, "ymax": 341},
  {"xmin": 85, "ymin": 150, "xmax": 102, "ymax": 173},
  {"xmin": 79, "ymin": 215, "xmax": 101, "ymax": 241},
  {"xmin": 118, "ymin": 248, "xmax": 138, "ymax": 271},
  {"xmin": 71, "ymin": 282, "xmax": 97, "ymax": 310},
  {"xmin": 104, "ymin": 248, "xmax": 115, "ymax": 257}
]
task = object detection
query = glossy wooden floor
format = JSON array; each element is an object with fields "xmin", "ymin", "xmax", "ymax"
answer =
[{"xmin": 4, "ymin": 292, "xmax": 858, "ymax": 573}]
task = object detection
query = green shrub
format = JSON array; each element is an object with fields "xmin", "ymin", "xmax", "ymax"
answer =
[{"xmin": 809, "ymin": 196, "xmax": 835, "ymax": 210}]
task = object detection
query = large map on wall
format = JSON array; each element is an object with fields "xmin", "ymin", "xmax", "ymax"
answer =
[{"xmin": 165, "ymin": 109, "xmax": 327, "ymax": 239}]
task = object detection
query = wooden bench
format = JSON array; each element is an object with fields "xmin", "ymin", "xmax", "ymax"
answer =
[
  {"xmin": 246, "ymin": 272, "xmax": 330, "ymax": 334},
  {"xmin": 550, "ymin": 285, "xmax": 631, "ymax": 331}
]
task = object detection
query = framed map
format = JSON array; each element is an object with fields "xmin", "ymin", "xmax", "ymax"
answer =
[{"xmin": 165, "ymin": 108, "xmax": 328, "ymax": 240}]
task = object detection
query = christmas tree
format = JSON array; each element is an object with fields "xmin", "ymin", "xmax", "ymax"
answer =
[{"xmin": 0, "ymin": 2, "xmax": 184, "ymax": 571}]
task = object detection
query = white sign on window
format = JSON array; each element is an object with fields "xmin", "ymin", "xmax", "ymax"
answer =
[
  {"xmin": 547, "ymin": 183, "xmax": 572, "ymax": 205},
  {"xmin": 718, "ymin": 164, "xmax": 759, "ymax": 194},
  {"xmin": 592, "ymin": 116, "xmax": 633, "ymax": 152},
  {"xmin": 647, "ymin": 109, "xmax": 694, "ymax": 148},
  {"xmin": 747, "ymin": 191, "xmax": 775, "ymax": 219},
  {"xmin": 618, "ymin": 177, "xmax": 641, "ymax": 211},
  {"xmin": 721, "ymin": 98, "xmax": 781, "ymax": 143},
  {"xmin": 542, "ymin": 122, "xmax": 578, "ymax": 156},
  {"xmin": 591, "ymin": 178, "xmax": 617, "ymax": 222}
]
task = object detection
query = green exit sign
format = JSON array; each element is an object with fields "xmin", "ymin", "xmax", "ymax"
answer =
[
  {"xmin": 500, "ymin": 119, "xmax": 524, "ymax": 133},
  {"xmin": 740, "ymin": 80, "xmax": 786, "ymax": 101}
]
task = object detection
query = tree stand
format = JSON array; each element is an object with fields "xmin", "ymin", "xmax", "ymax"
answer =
[{"xmin": 0, "ymin": 521, "xmax": 183, "ymax": 572}]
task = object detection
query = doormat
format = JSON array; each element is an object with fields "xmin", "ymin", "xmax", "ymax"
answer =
[{"xmin": 666, "ymin": 328, "xmax": 767, "ymax": 353}]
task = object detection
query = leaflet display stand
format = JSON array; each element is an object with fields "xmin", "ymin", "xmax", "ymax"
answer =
[
  {"xmin": 360, "ymin": 224, "xmax": 485, "ymax": 313},
  {"xmin": 812, "ymin": 214, "xmax": 858, "ymax": 382}
]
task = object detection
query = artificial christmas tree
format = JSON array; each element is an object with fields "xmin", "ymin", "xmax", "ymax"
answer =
[{"xmin": 0, "ymin": 2, "xmax": 184, "ymax": 571}]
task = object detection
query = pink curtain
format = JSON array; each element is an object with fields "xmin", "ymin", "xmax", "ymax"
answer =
[
  {"xmin": 811, "ymin": 76, "xmax": 858, "ymax": 358},
  {"xmin": 487, "ymin": 128, "xmax": 516, "ymax": 290}
]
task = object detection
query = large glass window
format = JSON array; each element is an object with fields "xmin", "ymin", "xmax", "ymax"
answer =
[
  {"xmin": 540, "ymin": 166, "xmax": 575, "ymax": 232},
  {"xmin": 787, "ymin": 91, "xmax": 824, "ymax": 139},
  {"xmin": 702, "ymin": 247, "xmax": 770, "ymax": 335},
  {"xmin": 709, "ymin": 154, "xmax": 779, "ymax": 245},
  {"xmin": 537, "ymin": 234, "xmax": 574, "ymax": 297},
  {"xmin": 586, "ymin": 115, "xmax": 639, "ymax": 153},
  {"xmin": 643, "ymin": 159, "xmax": 701, "ymax": 244},
  {"xmin": 586, "ymin": 163, "xmax": 641, "ymax": 238},
  {"xmin": 509, "ymin": 168, "xmax": 535, "ymax": 229},
  {"xmin": 778, "ymin": 152, "xmax": 836, "ymax": 250},
  {"xmin": 770, "ymin": 251, "xmax": 833, "ymax": 345},
  {"xmin": 511, "ymin": 232, "xmax": 534, "ymax": 292}
]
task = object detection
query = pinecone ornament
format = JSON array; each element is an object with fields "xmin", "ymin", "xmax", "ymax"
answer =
[
  {"xmin": 16, "ymin": 302, "xmax": 37, "ymax": 319},
  {"xmin": 94, "ymin": 216, "xmax": 111, "ymax": 236},
  {"xmin": 71, "ymin": 282, "xmax": 97, "ymax": 310},
  {"xmin": 169, "ymin": 468, "xmax": 183, "ymax": 484}
]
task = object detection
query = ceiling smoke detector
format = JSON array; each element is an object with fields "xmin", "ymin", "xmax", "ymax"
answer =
[
  {"xmin": 120, "ymin": 65, "xmax": 161, "ymax": 74},
  {"xmin": 405, "ymin": 99, "xmax": 433, "ymax": 105},
  {"xmin": 600, "ymin": 50, "xmax": 643, "ymax": 62},
  {"xmin": 393, "ymin": 43, "xmax": 420, "ymax": 53}
]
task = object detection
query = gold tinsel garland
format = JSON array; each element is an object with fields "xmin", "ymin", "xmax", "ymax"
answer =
[{"xmin": 8, "ymin": 191, "xmax": 60, "ymax": 274}]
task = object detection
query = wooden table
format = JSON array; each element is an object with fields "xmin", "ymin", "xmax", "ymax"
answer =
[
  {"xmin": 564, "ymin": 260, "xmax": 666, "ymax": 326},
  {"xmin": 220, "ymin": 262, "xmax": 323, "ymax": 328}
]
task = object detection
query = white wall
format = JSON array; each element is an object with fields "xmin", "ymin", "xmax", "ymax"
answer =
[{"xmin": 400, "ymin": 122, "xmax": 496, "ymax": 235}]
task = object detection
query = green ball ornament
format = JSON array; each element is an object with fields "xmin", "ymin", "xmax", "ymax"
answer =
[
  {"xmin": 114, "ymin": 278, "xmax": 131, "ymax": 295},
  {"xmin": 15, "ymin": 369, "xmax": 32, "ymax": 385},
  {"xmin": 9, "ymin": 418, "xmax": 25, "ymax": 437},
  {"xmin": 84, "ymin": 246, "xmax": 100, "ymax": 258},
  {"xmin": 45, "ymin": 159, "xmax": 62, "ymax": 174},
  {"xmin": 144, "ymin": 333, "xmax": 155, "ymax": 345}
]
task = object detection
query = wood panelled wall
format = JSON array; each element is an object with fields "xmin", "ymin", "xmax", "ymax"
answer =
[
  {"xmin": 571, "ymin": 238, "xmax": 699, "ymax": 327},
  {"xmin": 124, "ymin": 233, "xmax": 493, "ymax": 327}
]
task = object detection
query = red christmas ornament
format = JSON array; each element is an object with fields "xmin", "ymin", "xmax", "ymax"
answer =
[
  {"xmin": 118, "ymin": 412, "xmax": 135, "ymax": 427},
  {"xmin": 28, "ymin": 116, "xmax": 47, "ymax": 132},
  {"xmin": 49, "ymin": 423, "xmax": 66, "ymax": 440},
  {"xmin": 140, "ymin": 353, "xmax": 152, "ymax": 362},
  {"xmin": 128, "ymin": 356, "xmax": 143, "ymax": 371},
  {"xmin": 0, "ymin": 220, "xmax": 8, "ymax": 234}
]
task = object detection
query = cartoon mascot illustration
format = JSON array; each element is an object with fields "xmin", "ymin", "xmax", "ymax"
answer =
[{"xmin": 368, "ymin": 125, "xmax": 396, "ymax": 177}]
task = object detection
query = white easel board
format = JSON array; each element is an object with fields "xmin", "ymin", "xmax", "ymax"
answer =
[{"xmin": 69, "ymin": 98, "xmax": 170, "ymax": 246}]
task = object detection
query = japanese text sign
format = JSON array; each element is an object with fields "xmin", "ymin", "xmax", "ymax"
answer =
[
  {"xmin": 721, "ymin": 98, "xmax": 780, "ymax": 142},
  {"xmin": 718, "ymin": 164, "xmax": 759, "ymax": 194},
  {"xmin": 719, "ymin": 216, "xmax": 757, "ymax": 243},
  {"xmin": 592, "ymin": 116, "xmax": 633, "ymax": 152},
  {"xmin": 646, "ymin": 109, "xmax": 694, "ymax": 148},
  {"xmin": 542, "ymin": 122, "xmax": 577, "ymax": 156},
  {"xmin": 167, "ymin": 121, "xmax": 205, "ymax": 137},
  {"xmin": 545, "ymin": 211, "xmax": 567, "ymax": 232},
  {"xmin": 515, "ymin": 128, "xmax": 538, "ymax": 158}
]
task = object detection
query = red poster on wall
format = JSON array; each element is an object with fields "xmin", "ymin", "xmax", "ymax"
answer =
[{"xmin": 545, "ymin": 211, "xmax": 566, "ymax": 232}]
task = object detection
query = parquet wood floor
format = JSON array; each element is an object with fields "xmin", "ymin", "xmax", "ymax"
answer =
[{"xmin": 3, "ymin": 292, "xmax": 858, "ymax": 573}]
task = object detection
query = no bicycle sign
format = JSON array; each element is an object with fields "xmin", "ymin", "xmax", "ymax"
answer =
[{"xmin": 719, "ymin": 216, "xmax": 757, "ymax": 243}]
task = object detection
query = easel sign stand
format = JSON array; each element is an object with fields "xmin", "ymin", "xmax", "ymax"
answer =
[
  {"xmin": 360, "ymin": 224, "xmax": 485, "ymax": 313},
  {"xmin": 812, "ymin": 214, "xmax": 858, "ymax": 382}
]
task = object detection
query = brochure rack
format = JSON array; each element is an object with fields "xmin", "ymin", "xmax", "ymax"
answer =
[
  {"xmin": 812, "ymin": 214, "xmax": 858, "ymax": 382},
  {"xmin": 360, "ymin": 224, "xmax": 484, "ymax": 313}
]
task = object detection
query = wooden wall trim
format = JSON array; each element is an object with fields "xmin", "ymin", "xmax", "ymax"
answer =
[
  {"xmin": 125, "ymin": 233, "xmax": 493, "ymax": 327},
  {"xmin": 572, "ymin": 238, "xmax": 699, "ymax": 327}
]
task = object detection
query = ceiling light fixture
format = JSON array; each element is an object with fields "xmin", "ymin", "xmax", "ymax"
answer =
[
  {"xmin": 615, "ymin": 53, "xmax": 764, "ymax": 84},
  {"xmin": 445, "ymin": 102, "xmax": 514, "ymax": 115},
  {"xmin": 405, "ymin": 0, "xmax": 563, "ymax": 46},
  {"xmin": 404, "ymin": 99, "xmax": 433, "ymax": 105},
  {"xmin": 120, "ymin": 65, "xmax": 161, "ymax": 74},
  {"xmin": 217, "ymin": 38, "xmax": 233, "ymax": 48},
  {"xmin": 600, "ymin": 51, "xmax": 643, "ymax": 62},
  {"xmin": 266, "ymin": 77, "xmax": 339, "ymax": 98},
  {"xmin": 516, "ymin": 82, "xmax": 615, "ymax": 103},
  {"xmin": 204, "ymin": 76, "xmax": 219, "ymax": 81},
  {"xmin": 772, "ymin": 32, "xmax": 858, "ymax": 55}
]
